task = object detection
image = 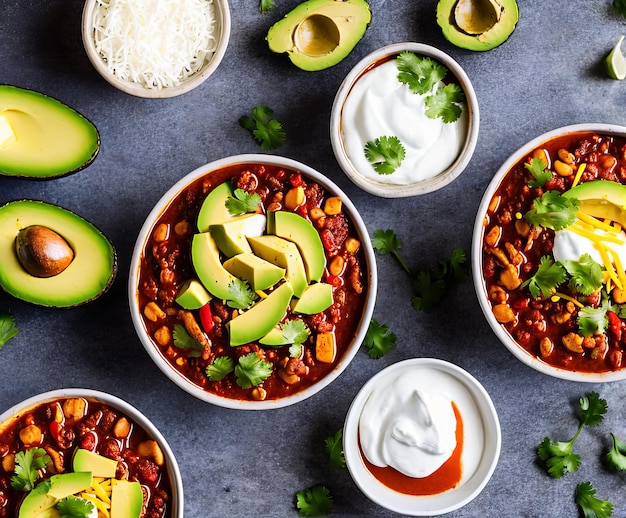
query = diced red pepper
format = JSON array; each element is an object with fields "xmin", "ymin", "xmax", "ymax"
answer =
[
  {"xmin": 320, "ymin": 229, "xmax": 335, "ymax": 251},
  {"xmin": 512, "ymin": 298, "xmax": 530, "ymax": 310},
  {"xmin": 326, "ymin": 275, "xmax": 342, "ymax": 288},
  {"xmin": 289, "ymin": 173, "xmax": 305, "ymax": 188},
  {"xmin": 608, "ymin": 310, "xmax": 622, "ymax": 342},
  {"xmin": 297, "ymin": 205, "xmax": 308, "ymax": 219},
  {"xmin": 199, "ymin": 303, "xmax": 213, "ymax": 333}
]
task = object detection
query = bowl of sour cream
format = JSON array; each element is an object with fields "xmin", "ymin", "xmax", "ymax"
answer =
[
  {"xmin": 330, "ymin": 42, "xmax": 479, "ymax": 197},
  {"xmin": 343, "ymin": 358, "xmax": 500, "ymax": 516}
]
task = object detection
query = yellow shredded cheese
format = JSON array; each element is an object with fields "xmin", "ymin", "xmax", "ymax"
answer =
[
  {"xmin": 552, "ymin": 291, "xmax": 585, "ymax": 309},
  {"xmin": 575, "ymin": 211, "xmax": 616, "ymax": 233},
  {"xmin": 571, "ymin": 163, "xmax": 587, "ymax": 188},
  {"xmin": 92, "ymin": 0, "xmax": 218, "ymax": 89}
]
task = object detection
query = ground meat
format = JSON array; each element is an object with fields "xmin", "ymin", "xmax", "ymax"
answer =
[{"xmin": 324, "ymin": 214, "xmax": 349, "ymax": 250}]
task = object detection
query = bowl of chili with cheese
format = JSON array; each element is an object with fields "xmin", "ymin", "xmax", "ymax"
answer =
[
  {"xmin": 0, "ymin": 388, "xmax": 182, "ymax": 517},
  {"xmin": 473, "ymin": 123, "xmax": 626, "ymax": 382},
  {"xmin": 129, "ymin": 154, "xmax": 377, "ymax": 409}
]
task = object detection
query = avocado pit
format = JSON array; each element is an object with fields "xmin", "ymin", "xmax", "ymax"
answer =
[
  {"xmin": 294, "ymin": 15, "xmax": 340, "ymax": 57},
  {"xmin": 15, "ymin": 225, "xmax": 74, "ymax": 277}
]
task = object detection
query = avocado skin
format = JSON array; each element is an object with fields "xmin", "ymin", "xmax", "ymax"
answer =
[
  {"xmin": 0, "ymin": 84, "xmax": 100, "ymax": 179},
  {"xmin": 436, "ymin": 0, "xmax": 519, "ymax": 51},
  {"xmin": 0, "ymin": 199, "xmax": 117, "ymax": 308}
]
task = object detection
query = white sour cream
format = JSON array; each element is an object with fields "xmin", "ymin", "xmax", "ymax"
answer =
[
  {"xmin": 340, "ymin": 59, "xmax": 469, "ymax": 185},
  {"xmin": 553, "ymin": 226, "xmax": 626, "ymax": 265},
  {"xmin": 359, "ymin": 370, "xmax": 457, "ymax": 478}
]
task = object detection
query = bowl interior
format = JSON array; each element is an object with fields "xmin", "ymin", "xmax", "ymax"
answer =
[
  {"xmin": 330, "ymin": 42, "xmax": 479, "ymax": 198},
  {"xmin": 129, "ymin": 154, "xmax": 378, "ymax": 409},
  {"xmin": 81, "ymin": 0, "xmax": 231, "ymax": 98}
]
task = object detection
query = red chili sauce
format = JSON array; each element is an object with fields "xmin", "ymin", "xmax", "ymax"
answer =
[
  {"xmin": 361, "ymin": 403, "xmax": 464, "ymax": 496},
  {"xmin": 482, "ymin": 132, "xmax": 626, "ymax": 373},
  {"xmin": 0, "ymin": 397, "xmax": 171, "ymax": 517},
  {"xmin": 137, "ymin": 163, "xmax": 368, "ymax": 402}
]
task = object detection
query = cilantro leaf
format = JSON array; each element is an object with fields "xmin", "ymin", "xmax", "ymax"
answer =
[
  {"xmin": 239, "ymin": 105, "xmax": 285, "ymax": 150},
  {"xmin": 172, "ymin": 324, "xmax": 204, "ymax": 358},
  {"xmin": 364, "ymin": 136, "xmax": 405, "ymax": 175},
  {"xmin": 411, "ymin": 249, "xmax": 467, "ymax": 312},
  {"xmin": 524, "ymin": 191, "xmax": 579, "ymax": 230},
  {"xmin": 289, "ymin": 343, "xmax": 303, "ymax": 358},
  {"xmin": 562, "ymin": 254, "xmax": 604, "ymax": 295},
  {"xmin": 11, "ymin": 448, "xmax": 51, "ymax": 491},
  {"xmin": 521, "ymin": 255, "xmax": 567, "ymax": 299},
  {"xmin": 537, "ymin": 392, "xmax": 607, "ymax": 478},
  {"xmin": 235, "ymin": 352, "xmax": 273, "ymax": 389},
  {"xmin": 0, "ymin": 310, "xmax": 18, "ymax": 348},
  {"xmin": 424, "ymin": 83, "xmax": 465, "ymax": 123},
  {"xmin": 324, "ymin": 429, "xmax": 346, "ymax": 468},
  {"xmin": 56, "ymin": 495, "xmax": 95, "ymax": 518},
  {"xmin": 613, "ymin": 0, "xmax": 626, "ymax": 17},
  {"xmin": 525, "ymin": 157, "xmax": 552, "ymax": 188},
  {"xmin": 226, "ymin": 278, "xmax": 256, "ymax": 309},
  {"xmin": 578, "ymin": 306, "xmax": 608, "ymax": 337},
  {"xmin": 281, "ymin": 320, "xmax": 310, "ymax": 345},
  {"xmin": 575, "ymin": 482, "xmax": 613, "ymax": 518},
  {"xmin": 259, "ymin": 0, "xmax": 274, "ymax": 12},
  {"xmin": 225, "ymin": 188, "xmax": 262, "ymax": 215},
  {"xmin": 371, "ymin": 229, "xmax": 410, "ymax": 274},
  {"xmin": 396, "ymin": 51, "xmax": 447, "ymax": 95},
  {"xmin": 606, "ymin": 432, "xmax": 626, "ymax": 472},
  {"xmin": 295, "ymin": 485, "xmax": 333, "ymax": 516},
  {"xmin": 206, "ymin": 356, "xmax": 234, "ymax": 381},
  {"xmin": 363, "ymin": 318, "xmax": 397, "ymax": 359}
]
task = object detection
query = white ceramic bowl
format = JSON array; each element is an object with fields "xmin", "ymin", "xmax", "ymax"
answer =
[
  {"xmin": 129, "ymin": 154, "xmax": 378, "ymax": 409},
  {"xmin": 472, "ymin": 123, "xmax": 626, "ymax": 382},
  {"xmin": 81, "ymin": 0, "xmax": 231, "ymax": 98},
  {"xmin": 0, "ymin": 388, "xmax": 183, "ymax": 517},
  {"xmin": 343, "ymin": 358, "xmax": 500, "ymax": 516},
  {"xmin": 330, "ymin": 42, "xmax": 479, "ymax": 198}
]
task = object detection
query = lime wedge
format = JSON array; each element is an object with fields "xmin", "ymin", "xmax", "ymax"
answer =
[{"xmin": 605, "ymin": 35, "xmax": 626, "ymax": 80}]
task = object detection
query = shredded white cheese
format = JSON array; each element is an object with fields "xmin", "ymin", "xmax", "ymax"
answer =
[{"xmin": 92, "ymin": 0, "xmax": 218, "ymax": 89}]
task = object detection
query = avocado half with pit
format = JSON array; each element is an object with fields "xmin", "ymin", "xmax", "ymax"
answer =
[
  {"xmin": 0, "ymin": 85, "xmax": 100, "ymax": 179},
  {"xmin": 266, "ymin": 0, "xmax": 372, "ymax": 71},
  {"xmin": 436, "ymin": 0, "xmax": 518, "ymax": 51},
  {"xmin": 0, "ymin": 200, "xmax": 117, "ymax": 308}
]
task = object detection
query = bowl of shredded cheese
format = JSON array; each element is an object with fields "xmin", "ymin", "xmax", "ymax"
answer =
[{"xmin": 82, "ymin": 0, "xmax": 230, "ymax": 98}]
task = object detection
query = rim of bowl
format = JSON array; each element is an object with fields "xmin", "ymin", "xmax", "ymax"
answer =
[
  {"xmin": 472, "ymin": 122, "xmax": 626, "ymax": 383},
  {"xmin": 0, "ymin": 388, "xmax": 183, "ymax": 517},
  {"xmin": 128, "ymin": 154, "xmax": 378, "ymax": 410},
  {"xmin": 330, "ymin": 42, "xmax": 480, "ymax": 198},
  {"xmin": 343, "ymin": 358, "xmax": 501, "ymax": 516},
  {"xmin": 81, "ymin": 0, "xmax": 231, "ymax": 98}
]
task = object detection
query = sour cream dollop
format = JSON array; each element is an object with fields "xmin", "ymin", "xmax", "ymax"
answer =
[
  {"xmin": 553, "ymin": 226, "xmax": 626, "ymax": 265},
  {"xmin": 359, "ymin": 370, "xmax": 463, "ymax": 479},
  {"xmin": 340, "ymin": 59, "xmax": 469, "ymax": 185}
]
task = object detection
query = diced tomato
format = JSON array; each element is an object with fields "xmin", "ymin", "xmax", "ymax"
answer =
[
  {"xmin": 608, "ymin": 311, "xmax": 622, "ymax": 342},
  {"xmin": 512, "ymin": 298, "xmax": 529, "ymax": 310},
  {"xmin": 49, "ymin": 421, "xmax": 72, "ymax": 449},
  {"xmin": 297, "ymin": 205, "xmax": 308, "ymax": 219},
  {"xmin": 199, "ymin": 303, "xmax": 213, "ymax": 333},
  {"xmin": 326, "ymin": 275, "xmax": 342, "ymax": 288},
  {"xmin": 320, "ymin": 229, "xmax": 335, "ymax": 251},
  {"xmin": 289, "ymin": 173, "xmax": 304, "ymax": 187}
]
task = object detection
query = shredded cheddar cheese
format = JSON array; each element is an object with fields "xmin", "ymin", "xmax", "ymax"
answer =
[
  {"xmin": 571, "ymin": 163, "xmax": 587, "ymax": 188},
  {"xmin": 92, "ymin": 0, "xmax": 218, "ymax": 89}
]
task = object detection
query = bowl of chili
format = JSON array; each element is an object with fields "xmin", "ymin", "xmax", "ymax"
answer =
[
  {"xmin": 0, "ymin": 388, "xmax": 183, "ymax": 517},
  {"xmin": 129, "ymin": 154, "xmax": 377, "ymax": 409},
  {"xmin": 473, "ymin": 123, "xmax": 626, "ymax": 382}
]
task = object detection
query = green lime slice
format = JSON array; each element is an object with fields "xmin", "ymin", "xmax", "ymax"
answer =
[{"xmin": 605, "ymin": 35, "xmax": 626, "ymax": 80}]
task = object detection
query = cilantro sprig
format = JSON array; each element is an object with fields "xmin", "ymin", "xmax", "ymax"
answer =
[
  {"xmin": 537, "ymin": 391, "xmax": 608, "ymax": 478},
  {"xmin": 226, "ymin": 278, "xmax": 257, "ymax": 309},
  {"xmin": 521, "ymin": 255, "xmax": 567, "ymax": 299},
  {"xmin": 239, "ymin": 105, "xmax": 285, "ymax": 150},
  {"xmin": 259, "ymin": 0, "xmax": 274, "ymax": 12},
  {"xmin": 606, "ymin": 432, "xmax": 626, "ymax": 472},
  {"xmin": 205, "ymin": 352, "xmax": 273, "ymax": 388},
  {"xmin": 206, "ymin": 356, "xmax": 234, "ymax": 381},
  {"xmin": 324, "ymin": 429, "xmax": 346, "ymax": 468},
  {"xmin": 0, "ymin": 310, "xmax": 18, "ymax": 348},
  {"xmin": 225, "ymin": 188, "xmax": 262, "ymax": 215},
  {"xmin": 11, "ymin": 448, "xmax": 51, "ymax": 491},
  {"xmin": 575, "ymin": 482, "xmax": 613, "ymax": 518},
  {"xmin": 172, "ymin": 325, "xmax": 204, "ymax": 358},
  {"xmin": 295, "ymin": 485, "xmax": 333, "ymax": 516},
  {"xmin": 525, "ymin": 157, "xmax": 552, "ymax": 188},
  {"xmin": 363, "ymin": 318, "xmax": 397, "ymax": 358},
  {"xmin": 56, "ymin": 495, "xmax": 95, "ymax": 518},
  {"xmin": 364, "ymin": 136, "xmax": 405, "ymax": 175},
  {"xmin": 524, "ymin": 190, "xmax": 579, "ymax": 230}
]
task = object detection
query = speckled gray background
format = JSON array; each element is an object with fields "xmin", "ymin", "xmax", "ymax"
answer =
[{"xmin": 2, "ymin": 0, "xmax": 626, "ymax": 516}]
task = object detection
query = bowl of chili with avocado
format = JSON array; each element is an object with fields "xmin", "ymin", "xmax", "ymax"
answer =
[
  {"xmin": 473, "ymin": 123, "xmax": 626, "ymax": 382},
  {"xmin": 0, "ymin": 388, "xmax": 182, "ymax": 517},
  {"xmin": 129, "ymin": 154, "xmax": 377, "ymax": 409}
]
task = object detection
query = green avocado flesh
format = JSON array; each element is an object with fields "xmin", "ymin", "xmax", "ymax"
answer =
[
  {"xmin": 0, "ymin": 85, "xmax": 100, "ymax": 179},
  {"xmin": 0, "ymin": 200, "xmax": 117, "ymax": 307},
  {"xmin": 436, "ymin": 0, "xmax": 518, "ymax": 51},
  {"xmin": 266, "ymin": 0, "xmax": 372, "ymax": 71},
  {"xmin": 564, "ymin": 180, "xmax": 626, "ymax": 227}
]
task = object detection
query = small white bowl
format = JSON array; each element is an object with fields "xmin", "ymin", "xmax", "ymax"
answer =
[
  {"xmin": 330, "ymin": 42, "xmax": 479, "ymax": 198},
  {"xmin": 343, "ymin": 358, "xmax": 500, "ymax": 516},
  {"xmin": 81, "ymin": 0, "xmax": 231, "ymax": 98},
  {"xmin": 129, "ymin": 154, "xmax": 377, "ymax": 410},
  {"xmin": 0, "ymin": 388, "xmax": 183, "ymax": 517},
  {"xmin": 472, "ymin": 123, "xmax": 626, "ymax": 383}
]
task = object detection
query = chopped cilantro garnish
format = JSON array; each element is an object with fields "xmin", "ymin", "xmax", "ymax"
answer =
[
  {"xmin": 172, "ymin": 324, "xmax": 204, "ymax": 358},
  {"xmin": 562, "ymin": 254, "xmax": 604, "ymax": 295},
  {"xmin": 396, "ymin": 51, "xmax": 447, "ymax": 95},
  {"xmin": 225, "ymin": 188, "xmax": 262, "ymax": 215},
  {"xmin": 364, "ymin": 318, "xmax": 397, "ymax": 358},
  {"xmin": 525, "ymin": 157, "xmax": 552, "ymax": 188},
  {"xmin": 521, "ymin": 255, "xmax": 567, "ymax": 299},
  {"xmin": 226, "ymin": 278, "xmax": 257, "ymax": 309},
  {"xmin": 239, "ymin": 105, "xmax": 285, "ymax": 150},
  {"xmin": 578, "ymin": 305, "xmax": 609, "ymax": 337},
  {"xmin": 295, "ymin": 485, "xmax": 333, "ymax": 516},
  {"xmin": 259, "ymin": 0, "xmax": 274, "ymax": 12},
  {"xmin": 324, "ymin": 429, "xmax": 346, "ymax": 468},
  {"xmin": 524, "ymin": 191, "xmax": 579, "ymax": 230},
  {"xmin": 11, "ymin": 448, "xmax": 51, "ymax": 491},
  {"xmin": 281, "ymin": 319, "xmax": 310, "ymax": 345},
  {"xmin": 0, "ymin": 310, "xmax": 18, "ymax": 348},
  {"xmin": 371, "ymin": 229, "xmax": 410, "ymax": 274},
  {"xmin": 424, "ymin": 83, "xmax": 464, "ymax": 123},
  {"xmin": 235, "ymin": 352, "xmax": 273, "ymax": 388},
  {"xmin": 56, "ymin": 495, "xmax": 95, "ymax": 518},
  {"xmin": 606, "ymin": 432, "xmax": 626, "ymax": 472},
  {"xmin": 575, "ymin": 482, "xmax": 613, "ymax": 518},
  {"xmin": 206, "ymin": 356, "xmax": 235, "ymax": 381},
  {"xmin": 364, "ymin": 136, "xmax": 406, "ymax": 175}
]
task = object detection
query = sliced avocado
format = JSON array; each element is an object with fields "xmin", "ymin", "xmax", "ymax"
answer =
[
  {"xmin": 73, "ymin": 448, "xmax": 118, "ymax": 478},
  {"xmin": 227, "ymin": 282, "xmax": 294, "ymax": 346},
  {"xmin": 209, "ymin": 213, "xmax": 266, "ymax": 257},
  {"xmin": 18, "ymin": 488, "xmax": 58, "ymax": 518},
  {"xmin": 436, "ymin": 0, "xmax": 518, "ymax": 51},
  {"xmin": 291, "ymin": 282, "xmax": 333, "ymax": 314},
  {"xmin": 191, "ymin": 232, "xmax": 238, "ymax": 300},
  {"xmin": 563, "ymin": 180, "xmax": 626, "ymax": 227},
  {"xmin": 47, "ymin": 472, "xmax": 93, "ymax": 499},
  {"xmin": 223, "ymin": 253, "xmax": 286, "ymax": 290},
  {"xmin": 111, "ymin": 480, "xmax": 143, "ymax": 518},
  {"xmin": 0, "ymin": 200, "xmax": 117, "ymax": 308},
  {"xmin": 248, "ymin": 235, "xmax": 308, "ymax": 297},
  {"xmin": 266, "ymin": 0, "xmax": 372, "ymax": 71},
  {"xmin": 175, "ymin": 278, "xmax": 212, "ymax": 310},
  {"xmin": 268, "ymin": 211, "xmax": 326, "ymax": 282},
  {"xmin": 259, "ymin": 326, "xmax": 291, "ymax": 346},
  {"xmin": 0, "ymin": 85, "xmax": 99, "ymax": 179},
  {"xmin": 197, "ymin": 181, "xmax": 235, "ymax": 232}
]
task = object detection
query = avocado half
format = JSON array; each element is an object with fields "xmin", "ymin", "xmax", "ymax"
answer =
[
  {"xmin": 266, "ymin": 0, "xmax": 372, "ymax": 71},
  {"xmin": 0, "ymin": 85, "xmax": 100, "ymax": 179},
  {"xmin": 436, "ymin": 0, "xmax": 519, "ymax": 51},
  {"xmin": 0, "ymin": 200, "xmax": 117, "ymax": 308}
]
